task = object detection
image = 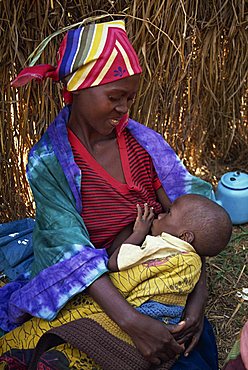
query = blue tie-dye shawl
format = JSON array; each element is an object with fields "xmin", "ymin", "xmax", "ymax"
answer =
[{"xmin": 0, "ymin": 106, "xmax": 213, "ymax": 332}]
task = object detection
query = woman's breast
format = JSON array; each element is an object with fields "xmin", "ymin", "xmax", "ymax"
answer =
[{"xmin": 81, "ymin": 181, "xmax": 162, "ymax": 249}]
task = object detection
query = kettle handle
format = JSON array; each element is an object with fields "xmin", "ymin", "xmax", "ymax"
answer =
[{"xmin": 211, "ymin": 190, "xmax": 223, "ymax": 207}]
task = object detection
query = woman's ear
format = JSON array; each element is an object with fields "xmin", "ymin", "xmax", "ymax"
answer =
[{"xmin": 179, "ymin": 231, "xmax": 194, "ymax": 244}]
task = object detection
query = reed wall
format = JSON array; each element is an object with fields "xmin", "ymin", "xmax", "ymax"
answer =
[{"xmin": 0, "ymin": 0, "xmax": 247, "ymax": 221}]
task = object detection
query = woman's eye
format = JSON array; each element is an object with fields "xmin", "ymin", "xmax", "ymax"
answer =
[{"xmin": 108, "ymin": 96, "xmax": 120, "ymax": 102}]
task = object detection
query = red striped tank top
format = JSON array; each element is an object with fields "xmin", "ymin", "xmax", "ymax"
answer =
[{"xmin": 68, "ymin": 128, "xmax": 163, "ymax": 249}]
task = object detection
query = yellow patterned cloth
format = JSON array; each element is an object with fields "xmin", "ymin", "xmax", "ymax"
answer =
[{"xmin": 0, "ymin": 251, "xmax": 201, "ymax": 369}]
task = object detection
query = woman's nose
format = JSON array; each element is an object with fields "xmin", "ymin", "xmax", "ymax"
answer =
[{"xmin": 115, "ymin": 98, "xmax": 129, "ymax": 114}]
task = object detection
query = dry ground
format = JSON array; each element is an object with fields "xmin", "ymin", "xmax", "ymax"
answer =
[
  {"xmin": 206, "ymin": 223, "xmax": 248, "ymax": 367},
  {"xmin": 200, "ymin": 162, "xmax": 248, "ymax": 367}
]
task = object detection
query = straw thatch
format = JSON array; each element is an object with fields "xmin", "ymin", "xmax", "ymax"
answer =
[{"xmin": 1, "ymin": 0, "xmax": 248, "ymax": 221}]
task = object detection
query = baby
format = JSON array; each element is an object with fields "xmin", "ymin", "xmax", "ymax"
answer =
[
  {"xmin": 108, "ymin": 193, "xmax": 233, "ymax": 272},
  {"xmin": 107, "ymin": 194, "xmax": 232, "ymax": 325}
]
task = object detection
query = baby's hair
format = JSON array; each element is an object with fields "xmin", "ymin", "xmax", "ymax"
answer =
[{"xmin": 178, "ymin": 194, "xmax": 232, "ymax": 256}]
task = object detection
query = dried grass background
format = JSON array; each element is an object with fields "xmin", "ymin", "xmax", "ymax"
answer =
[
  {"xmin": 0, "ymin": 0, "xmax": 247, "ymax": 367},
  {"xmin": 1, "ymin": 0, "xmax": 248, "ymax": 221}
]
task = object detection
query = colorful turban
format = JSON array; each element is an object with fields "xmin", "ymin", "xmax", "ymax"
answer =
[{"xmin": 11, "ymin": 20, "xmax": 142, "ymax": 103}]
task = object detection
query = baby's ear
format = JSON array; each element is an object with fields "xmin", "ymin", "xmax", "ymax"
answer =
[{"xmin": 179, "ymin": 231, "xmax": 194, "ymax": 244}]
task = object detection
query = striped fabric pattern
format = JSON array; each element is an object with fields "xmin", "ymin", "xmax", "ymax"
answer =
[
  {"xmin": 59, "ymin": 20, "xmax": 142, "ymax": 91},
  {"xmin": 68, "ymin": 127, "xmax": 163, "ymax": 249},
  {"xmin": 11, "ymin": 20, "xmax": 142, "ymax": 104}
]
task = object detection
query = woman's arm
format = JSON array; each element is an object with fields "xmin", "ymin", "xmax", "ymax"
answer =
[
  {"xmin": 106, "ymin": 223, "xmax": 134, "ymax": 257},
  {"xmin": 156, "ymin": 186, "xmax": 171, "ymax": 210},
  {"xmin": 174, "ymin": 257, "xmax": 208, "ymax": 355},
  {"xmin": 87, "ymin": 273, "xmax": 185, "ymax": 364}
]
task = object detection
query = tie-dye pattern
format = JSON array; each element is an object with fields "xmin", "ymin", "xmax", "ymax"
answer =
[
  {"xmin": 127, "ymin": 119, "xmax": 213, "ymax": 201},
  {"xmin": 0, "ymin": 106, "xmax": 213, "ymax": 332}
]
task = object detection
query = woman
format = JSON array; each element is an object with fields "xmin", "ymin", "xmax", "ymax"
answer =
[{"xmin": 0, "ymin": 19, "xmax": 218, "ymax": 369}]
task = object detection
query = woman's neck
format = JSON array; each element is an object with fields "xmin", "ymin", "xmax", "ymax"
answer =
[{"xmin": 67, "ymin": 115, "xmax": 116, "ymax": 153}]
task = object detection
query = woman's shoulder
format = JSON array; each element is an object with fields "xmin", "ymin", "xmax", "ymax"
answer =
[
  {"xmin": 28, "ymin": 131, "xmax": 53, "ymax": 161},
  {"xmin": 29, "ymin": 106, "xmax": 70, "ymax": 160},
  {"xmin": 127, "ymin": 118, "xmax": 162, "ymax": 137}
]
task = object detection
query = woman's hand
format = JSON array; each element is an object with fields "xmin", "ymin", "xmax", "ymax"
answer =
[
  {"xmin": 175, "ymin": 295, "xmax": 206, "ymax": 356},
  {"xmin": 173, "ymin": 257, "xmax": 208, "ymax": 356},
  {"xmin": 87, "ymin": 275, "xmax": 184, "ymax": 365},
  {"xmin": 123, "ymin": 312, "xmax": 185, "ymax": 365}
]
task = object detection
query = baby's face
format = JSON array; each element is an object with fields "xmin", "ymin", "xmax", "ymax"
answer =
[{"xmin": 151, "ymin": 197, "xmax": 186, "ymax": 237}]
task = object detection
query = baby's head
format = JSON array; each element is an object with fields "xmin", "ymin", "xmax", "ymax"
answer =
[{"xmin": 151, "ymin": 194, "xmax": 232, "ymax": 256}]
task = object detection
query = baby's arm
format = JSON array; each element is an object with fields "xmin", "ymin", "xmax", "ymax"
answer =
[{"xmin": 108, "ymin": 204, "xmax": 154, "ymax": 271}]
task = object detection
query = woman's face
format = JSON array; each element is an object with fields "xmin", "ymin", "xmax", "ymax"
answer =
[{"xmin": 70, "ymin": 74, "xmax": 140, "ymax": 136}]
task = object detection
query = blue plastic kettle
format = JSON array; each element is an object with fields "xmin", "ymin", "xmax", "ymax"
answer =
[{"xmin": 213, "ymin": 171, "xmax": 248, "ymax": 225}]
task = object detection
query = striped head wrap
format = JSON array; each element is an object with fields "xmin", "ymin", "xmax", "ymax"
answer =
[{"xmin": 11, "ymin": 20, "xmax": 142, "ymax": 104}]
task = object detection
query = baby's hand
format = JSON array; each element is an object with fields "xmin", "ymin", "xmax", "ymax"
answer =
[{"xmin": 133, "ymin": 203, "xmax": 154, "ymax": 236}]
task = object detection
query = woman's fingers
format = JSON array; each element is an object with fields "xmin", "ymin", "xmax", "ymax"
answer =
[
  {"xmin": 144, "ymin": 342, "xmax": 182, "ymax": 365},
  {"xmin": 128, "ymin": 313, "xmax": 184, "ymax": 365},
  {"xmin": 172, "ymin": 317, "xmax": 203, "ymax": 355},
  {"xmin": 149, "ymin": 356, "xmax": 162, "ymax": 366},
  {"xmin": 184, "ymin": 335, "xmax": 199, "ymax": 356},
  {"xmin": 167, "ymin": 321, "xmax": 186, "ymax": 334}
]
